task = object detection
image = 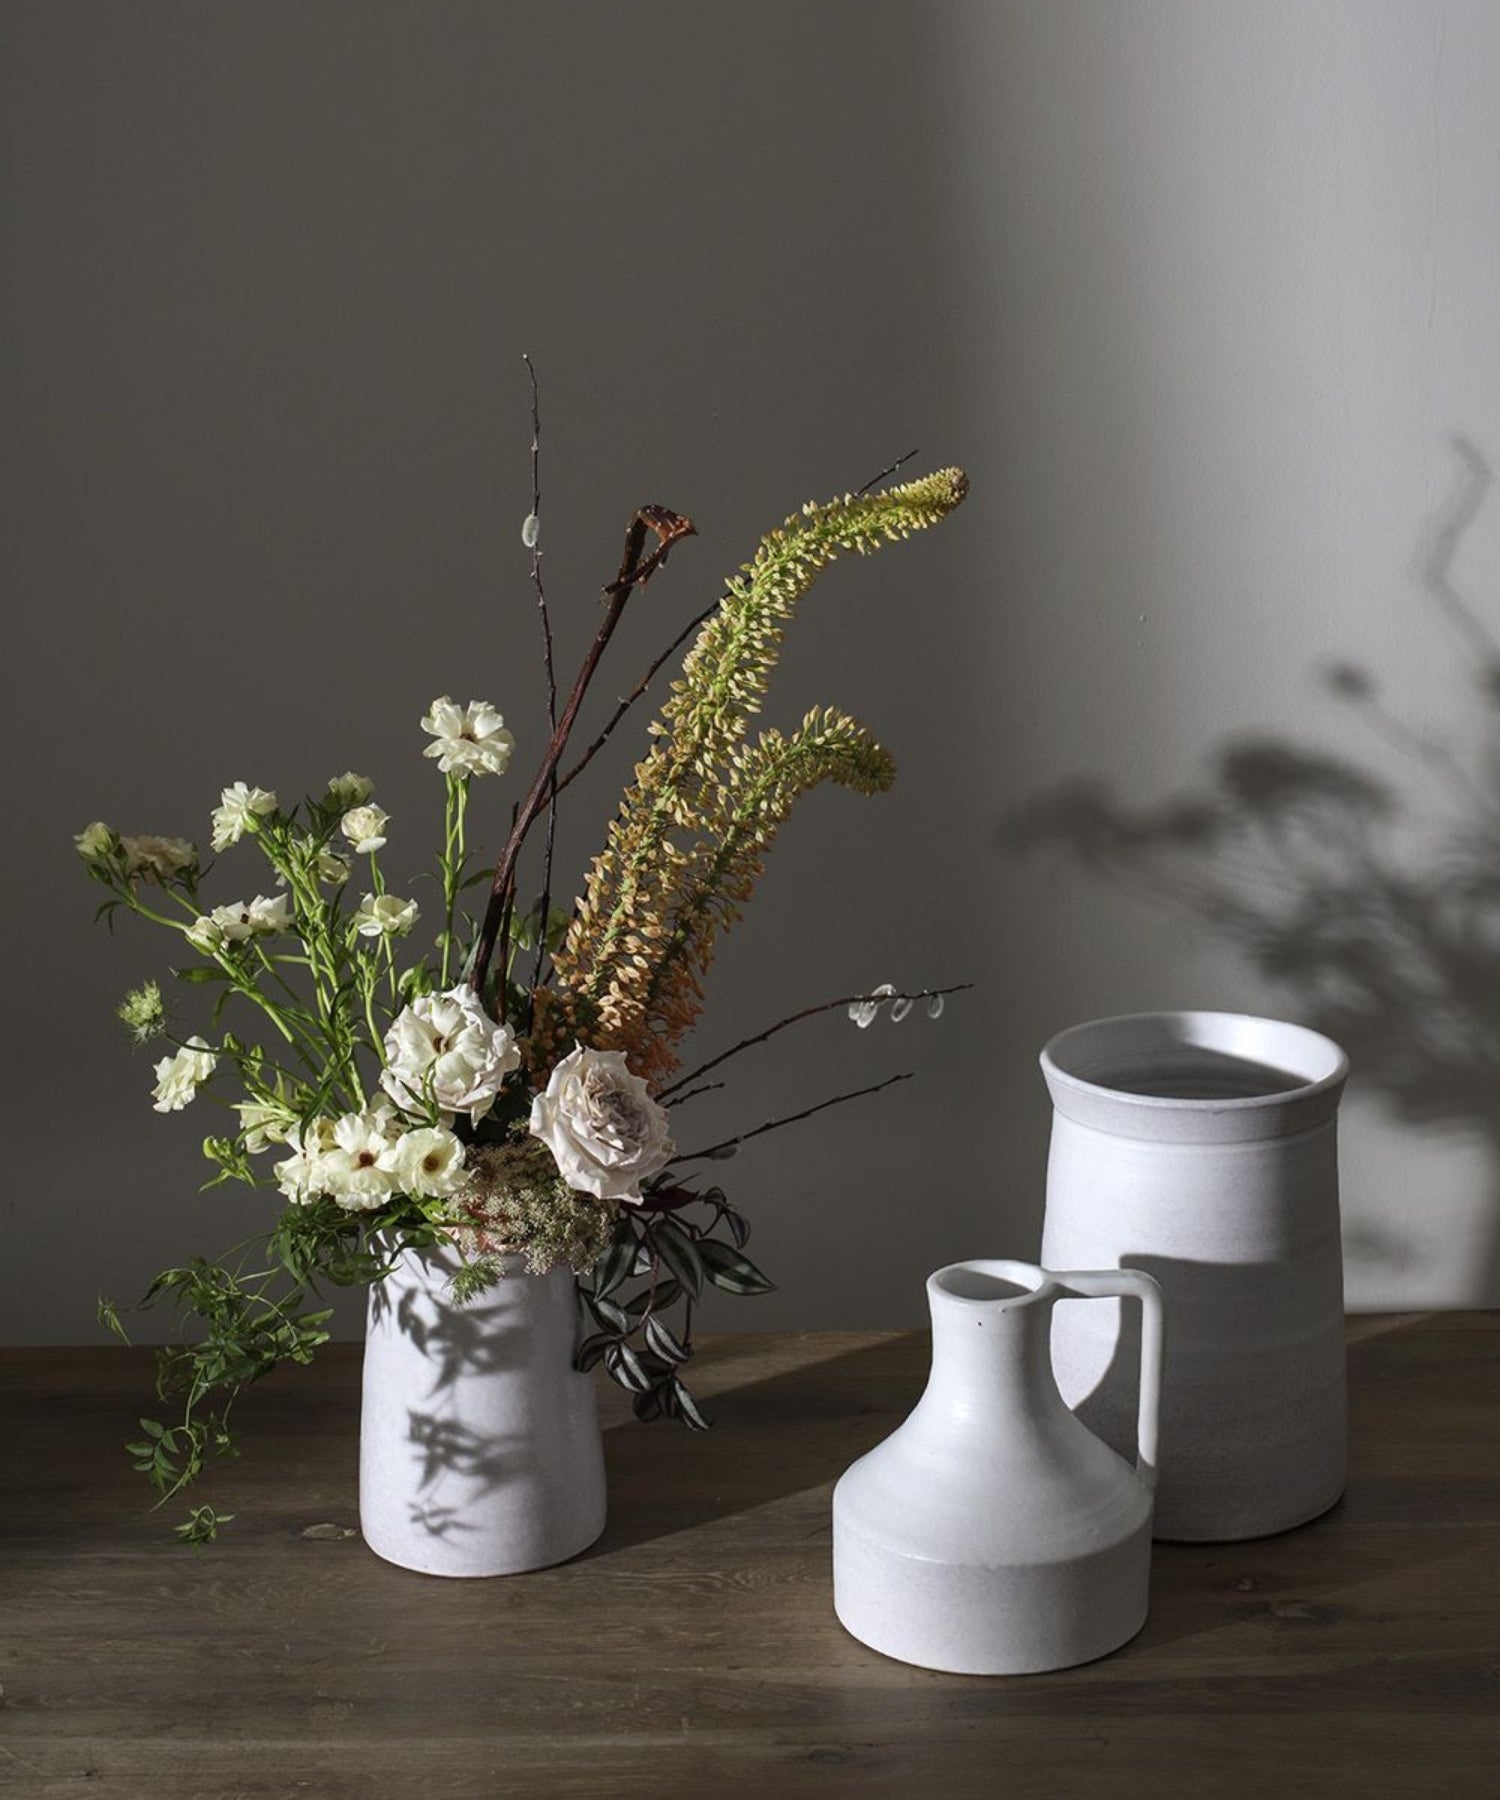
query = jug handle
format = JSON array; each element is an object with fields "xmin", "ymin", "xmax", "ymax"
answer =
[{"xmin": 1050, "ymin": 1269, "xmax": 1164, "ymax": 1490}]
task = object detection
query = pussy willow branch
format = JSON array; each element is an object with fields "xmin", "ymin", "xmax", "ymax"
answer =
[
  {"xmin": 523, "ymin": 355, "xmax": 560, "ymax": 1018},
  {"xmin": 669, "ymin": 1071, "xmax": 914, "ymax": 1165},
  {"xmin": 655, "ymin": 983, "xmax": 973, "ymax": 1101},
  {"xmin": 857, "ymin": 447, "xmax": 920, "ymax": 496},
  {"xmin": 471, "ymin": 503, "xmax": 695, "ymax": 1018}
]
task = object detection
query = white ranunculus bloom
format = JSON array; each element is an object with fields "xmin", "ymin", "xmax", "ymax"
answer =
[
  {"xmin": 391, "ymin": 1127, "xmax": 466, "ymax": 1199},
  {"xmin": 352, "ymin": 892, "xmax": 419, "ymax": 938},
  {"xmin": 120, "ymin": 835, "xmax": 198, "ymax": 883},
  {"xmin": 325, "ymin": 771, "xmax": 373, "ymax": 809},
  {"xmin": 274, "ymin": 1117, "xmax": 338, "ymax": 1204},
  {"xmin": 529, "ymin": 1046, "xmax": 674, "ymax": 1202},
  {"xmin": 318, "ymin": 1107, "xmax": 404, "ymax": 1211},
  {"xmin": 235, "ymin": 1097, "xmax": 298, "ymax": 1155},
  {"xmin": 151, "ymin": 1037, "xmax": 217, "ymax": 1113},
  {"xmin": 75, "ymin": 820, "xmax": 117, "ymax": 862},
  {"xmin": 340, "ymin": 804, "xmax": 390, "ymax": 855},
  {"xmin": 185, "ymin": 913, "xmax": 227, "ymax": 954},
  {"xmin": 204, "ymin": 894, "xmax": 293, "ymax": 943},
  {"xmin": 210, "ymin": 782, "xmax": 278, "ymax": 853},
  {"xmin": 421, "ymin": 697, "xmax": 516, "ymax": 779},
  {"xmin": 380, "ymin": 985, "xmax": 521, "ymax": 1126}
]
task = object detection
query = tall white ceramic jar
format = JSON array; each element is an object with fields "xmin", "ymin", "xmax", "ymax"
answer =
[
  {"xmin": 833, "ymin": 1259, "xmax": 1163, "ymax": 1675},
  {"xmin": 359, "ymin": 1244, "xmax": 606, "ymax": 1577},
  {"xmin": 1040, "ymin": 1010, "xmax": 1349, "ymax": 1542}
]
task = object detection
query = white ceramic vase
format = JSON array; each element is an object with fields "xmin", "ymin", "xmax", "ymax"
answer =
[
  {"xmin": 1040, "ymin": 1010, "xmax": 1349, "ymax": 1542},
  {"xmin": 832, "ymin": 1258, "xmax": 1163, "ymax": 1675},
  {"xmin": 359, "ymin": 1245, "xmax": 606, "ymax": 1577}
]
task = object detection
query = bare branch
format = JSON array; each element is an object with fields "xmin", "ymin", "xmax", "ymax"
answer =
[
  {"xmin": 655, "ymin": 983, "xmax": 972, "ymax": 1100},
  {"xmin": 669, "ymin": 1071, "xmax": 914, "ymax": 1165},
  {"xmin": 522, "ymin": 355, "xmax": 560, "ymax": 1017}
]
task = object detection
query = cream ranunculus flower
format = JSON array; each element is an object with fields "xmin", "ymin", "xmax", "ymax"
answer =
[
  {"xmin": 391, "ymin": 1126, "xmax": 466, "ymax": 1199},
  {"xmin": 274, "ymin": 1117, "xmax": 339, "ymax": 1204},
  {"xmin": 120, "ymin": 834, "xmax": 198, "ymax": 883},
  {"xmin": 528, "ymin": 1046, "xmax": 674, "ymax": 1202},
  {"xmin": 210, "ymin": 782, "xmax": 278, "ymax": 853},
  {"xmin": 421, "ymin": 697, "xmax": 516, "ymax": 779},
  {"xmin": 352, "ymin": 892, "xmax": 419, "ymax": 938},
  {"xmin": 380, "ymin": 985, "xmax": 521, "ymax": 1126},
  {"xmin": 317, "ymin": 1106, "xmax": 404, "ymax": 1211},
  {"xmin": 325, "ymin": 771, "xmax": 374, "ymax": 809},
  {"xmin": 151, "ymin": 1036, "xmax": 217, "ymax": 1113},
  {"xmin": 75, "ymin": 820, "xmax": 118, "ymax": 863},
  {"xmin": 340, "ymin": 804, "xmax": 390, "ymax": 855},
  {"xmin": 235, "ymin": 1096, "xmax": 298, "ymax": 1154},
  {"xmin": 204, "ymin": 894, "xmax": 293, "ymax": 943}
]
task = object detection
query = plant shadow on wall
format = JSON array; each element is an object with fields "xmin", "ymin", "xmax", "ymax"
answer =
[{"xmin": 1005, "ymin": 436, "xmax": 1500, "ymax": 1302}]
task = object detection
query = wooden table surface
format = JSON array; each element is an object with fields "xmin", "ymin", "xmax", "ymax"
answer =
[{"xmin": 2, "ymin": 1314, "xmax": 1497, "ymax": 1799}]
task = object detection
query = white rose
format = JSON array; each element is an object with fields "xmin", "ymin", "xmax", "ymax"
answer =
[
  {"xmin": 380, "ymin": 985, "xmax": 521, "ymax": 1126},
  {"xmin": 352, "ymin": 892, "xmax": 419, "ymax": 938},
  {"xmin": 151, "ymin": 1037, "xmax": 217, "ymax": 1113},
  {"xmin": 120, "ymin": 834, "xmax": 198, "ymax": 883},
  {"xmin": 421, "ymin": 697, "xmax": 516, "ymax": 779},
  {"xmin": 325, "ymin": 772, "xmax": 374, "ymax": 809},
  {"xmin": 528, "ymin": 1046, "xmax": 674, "ymax": 1202},
  {"xmin": 340, "ymin": 804, "xmax": 390, "ymax": 855},
  {"xmin": 317, "ymin": 1107, "xmax": 404, "ymax": 1211},
  {"xmin": 391, "ymin": 1127, "xmax": 466, "ymax": 1199},
  {"xmin": 211, "ymin": 782, "xmax": 277, "ymax": 853}
]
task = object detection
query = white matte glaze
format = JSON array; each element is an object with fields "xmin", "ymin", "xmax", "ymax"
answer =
[
  {"xmin": 359, "ymin": 1246, "xmax": 606, "ymax": 1577},
  {"xmin": 1040, "ymin": 1010, "xmax": 1349, "ymax": 1542},
  {"xmin": 833, "ymin": 1259, "xmax": 1162, "ymax": 1675}
]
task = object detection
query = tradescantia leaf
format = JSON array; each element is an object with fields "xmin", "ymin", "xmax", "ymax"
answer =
[
  {"xmin": 697, "ymin": 1237, "xmax": 775, "ymax": 1295},
  {"xmin": 650, "ymin": 1219, "xmax": 704, "ymax": 1297}
]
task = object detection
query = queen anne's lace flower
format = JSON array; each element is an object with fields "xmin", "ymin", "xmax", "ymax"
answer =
[
  {"xmin": 352, "ymin": 893, "xmax": 418, "ymax": 938},
  {"xmin": 151, "ymin": 1037, "xmax": 217, "ymax": 1113},
  {"xmin": 421, "ymin": 697, "xmax": 516, "ymax": 779},
  {"xmin": 380, "ymin": 986, "xmax": 521, "ymax": 1126},
  {"xmin": 211, "ymin": 783, "xmax": 277, "ymax": 853},
  {"xmin": 340, "ymin": 804, "xmax": 389, "ymax": 854},
  {"xmin": 529, "ymin": 1046, "xmax": 674, "ymax": 1202}
]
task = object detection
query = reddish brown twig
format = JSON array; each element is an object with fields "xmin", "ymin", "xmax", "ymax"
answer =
[{"xmin": 471, "ymin": 504, "xmax": 696, "ymax": 1018}]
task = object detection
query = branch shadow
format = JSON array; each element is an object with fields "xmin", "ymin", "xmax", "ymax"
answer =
[{"xmin": 1003, "ymin": 434, "xmax": 1500, "ymax": 1301}]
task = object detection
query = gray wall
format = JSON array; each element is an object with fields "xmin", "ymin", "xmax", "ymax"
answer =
[{"xmin": 7, "ymin": 1, "xmax": 1500, "ymax": 1346}]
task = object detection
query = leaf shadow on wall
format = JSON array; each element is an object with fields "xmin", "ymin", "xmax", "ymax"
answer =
[{"xmin": 1002, "ymin": 435, "xmax": 1500, "ymax": 1302}]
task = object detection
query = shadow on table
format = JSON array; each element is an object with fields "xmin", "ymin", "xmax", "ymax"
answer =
[{"xmin": 584, "ymin": 1333, "xmax": 928, "ymax": 1556}]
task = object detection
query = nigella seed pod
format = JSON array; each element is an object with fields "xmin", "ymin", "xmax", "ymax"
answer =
[{"xmin": 521, "ymin": 512, "xmax": 541, "ymax": 549}]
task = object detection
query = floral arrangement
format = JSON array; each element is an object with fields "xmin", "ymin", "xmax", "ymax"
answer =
[{"xmin": 80, "ymin": 433, "xmax": 968, "ymax": 1542}]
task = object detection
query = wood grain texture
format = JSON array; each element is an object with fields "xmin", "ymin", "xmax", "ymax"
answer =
[{"xmin": 2, "ymin": 1317, "xmax": 1497, "ymax": 1799}]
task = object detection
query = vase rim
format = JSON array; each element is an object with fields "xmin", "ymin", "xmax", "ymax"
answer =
[
  {"xmin": 928, "ymin": 1258, "xmax": 1056, "ymax": 1311},
  {"xmin": 1040, "ymin": 1009, "xmax": 1348, "ymax": 1114}
]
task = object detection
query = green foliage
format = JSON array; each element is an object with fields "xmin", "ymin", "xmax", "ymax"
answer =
[{"xmin": 576, "ymin": 1183, "xmax": 774, "ymax": 1425}]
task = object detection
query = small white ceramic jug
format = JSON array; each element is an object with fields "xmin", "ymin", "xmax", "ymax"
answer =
[{"xmin": 832, "ymin": 1258, "xmax": 1163, "ymax": 1675}]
